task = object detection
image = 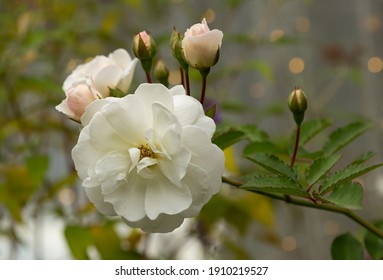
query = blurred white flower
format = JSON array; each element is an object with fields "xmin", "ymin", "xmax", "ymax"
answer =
[
  {"xmin": 56, "ymin": 49, "xmax": 138, "ymax": 121},
  {"xmin": 182, "ymin": 18, "xmax": 223, "ymax": 69},
  {"xmin": 72, "ymin": 83, "xmax": 225, "ymax": 233}
]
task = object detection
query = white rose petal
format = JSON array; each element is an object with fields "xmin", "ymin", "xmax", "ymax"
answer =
[{"xmin": 72, "ymin": 83, "xmax": 225, "ymax": 233}]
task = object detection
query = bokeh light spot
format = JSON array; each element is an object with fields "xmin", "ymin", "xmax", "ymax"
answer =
[
  {"xmin": 363, "ymin": 16, "xmax": 381, "ymax": 33},
  {"xmin": 281, "ymin": 236, "xmax": 297, "ymax": 252},
  {"xmin": 58, "ymin": 188, "xmax": 76, "ymax": 206},
  {"xmin": 367, "ymin": 57, "xmax": 383, "ymax": 73},
  {"xmin": 204, "ymin": 8, "xmax": 216, "ymax": 23},
  {"xmin": 289, "ymin": 57, "xmax": 305, "ymax": 74},
  {"xmin": 270, "ymin": 29, "xmax": 284, "ymax": 42},
  {"xmin": 295, "ymin": 17, "xmax": 311, "ymax": 33}
]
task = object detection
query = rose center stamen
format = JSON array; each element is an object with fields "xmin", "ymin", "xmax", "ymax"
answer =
[{"xmin": 138, "ymin": 143, "xmax": 156, "ymax": 160}]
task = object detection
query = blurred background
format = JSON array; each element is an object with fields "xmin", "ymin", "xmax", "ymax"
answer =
[{"xmin": 1, "ymin": 0, "xmax": 383, "ymax": 259}]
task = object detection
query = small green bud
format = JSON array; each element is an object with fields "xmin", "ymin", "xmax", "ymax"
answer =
[
  {"xmin": 154, "ymin": 60, "xmax": 169, "ymax": 87},
  {"xmin": 170, "ymin": 27, "xmax": 188, "ymax": 69},
  {"xmin": 288, "ymin": 87, "xmax": 308, "ymax": 126}
]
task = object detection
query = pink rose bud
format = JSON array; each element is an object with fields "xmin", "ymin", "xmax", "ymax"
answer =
[
  {"xmin": 132, "ymin": 31, "xmax": 157, "ymax": 61},
  {"xmin": 66, "ymin": 84, "xmax": 97, "ymax": 121},
  {"xmin": 182, "ymin": 18, "xmax": 223, "ymax": 70}
]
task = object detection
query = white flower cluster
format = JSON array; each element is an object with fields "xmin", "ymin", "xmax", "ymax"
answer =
[{"xmin": 56, "ymin": 19, "xmax": 225, "ymax": 233}]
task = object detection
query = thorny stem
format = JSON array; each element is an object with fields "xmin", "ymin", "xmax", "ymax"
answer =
[
  {"xmin": 290, "ymin": 124, "xmax": 301, "ymax": 168},
  {"xmin": 222, "ymin": 176, "xmax": 383, "ymax": 240}
]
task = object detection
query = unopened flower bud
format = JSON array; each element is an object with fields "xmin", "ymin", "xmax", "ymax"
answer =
[
  {"xmin": 132, "ymin": 31, "xmax": 156, "ymax": 60},
  {"xmin": 132, "ymin": 31, "xmax": 156, "ymax": 74},
  {"xmin": 182, "ymin": 18, "xmax": 223, "ymax": 70},
  {"xmin": 170, "ymin": 28, "xmax": 188, "ymax": 69},
  {"xmin": 154, "ymin": 60, "xmax": 169, "ymax": 86},
  {"xmin": 65, "ymin": 84, "xmax": 97, "ymax": 121},
  {"xmin": 288, "ymin": 87, "xmax": 307, "ymax": 126}
]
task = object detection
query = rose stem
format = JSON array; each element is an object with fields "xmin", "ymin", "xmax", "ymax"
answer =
[
  {"xmin": 222, "ymin": 176, "xmax": 383, "ymax": 240},
  {"xmin": 185, "ymin": 67, "xmax": 191, "ymax": 96},
  {"xmin": 180, "ymin": 67, "xmax": 185, "ymax": 88},
  {"xmin": 290, "ymin": 124, "xmax": 301, "ymax": 168},
  {"xmin": 199, "ymin": 68, "xmax": 210, "ymax": 105},
  {"xmin": 145, "ymin": 71, "xmax": 152, "ymax": 83}
]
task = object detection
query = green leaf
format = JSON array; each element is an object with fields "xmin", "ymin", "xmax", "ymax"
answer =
[
  {"xmin": 246, "ymin": 153, "xmax": 296, "ymax": 180},
  {"xmin": 212, "ymin": 125, "xmax": 268, "ymax": 150},
  {"xmin": 205, "ymin": 104, "xmax": 216, "ymax": 119},
  {"xmin": 364, "ymin": 222, "xmax": 383, "ymax": 260},
  {"xmin": 350, "ymin": 151, "xmax": 376, "ymax": 166},
  {"xmin": 323, "ymin": 121, "xmax": 373, "ymax": 156},
  {"xmin": 243, "ymin": 141, "xmax": 283, "ymax": 156},
  {"xmin": 331, "ymin": 233, "xmax": 364, "ymax": 260},
  {"xmin": 213, "ymin": 129, "xmax": 245, "ymax": 150},
  {"xmin": 319, "ymin": 163, "xmax": 383, "ymax": 194},
  {"xmin": 306, "ymin": 154, "xmax": 342, "ymax": 186},
  {"xmin": 239, "ymin": 125, "xmax": 269, "ymax": 142},
  {"xmin": 325, "ymin": 182, "xmax": 363, "ymax": 210},
  {"xmin": 64, "ymin": 225, "xmax": 92, "ymax": 260},
  {"xmin": 300, "ymin": 119, "xmax": 332, "ymax": 145},
  {"xmin": 241, "ymin": 175, "xmax": 307, "ymax": 197}
]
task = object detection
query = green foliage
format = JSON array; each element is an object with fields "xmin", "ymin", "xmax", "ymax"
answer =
[
  {"xmin": 319, "ymin": 163, "xmax": 383, "ymax": 194},
  {"xmin": 0, "ymin": 155, "xmax": 49, "ymax": 222},
  {"xmin": 213, "ymin": 129, "xmax": 245, "ymax": 150},
  {"xmin": 205, "ymin": 104, "xmax": 217, "ymax": 119},
  {"xmin": 299, "ymin": 118, "xmax": 332, "ymax": 145},
  {"xmin": 350, "ymin": 151, "xmax": 376, "ymax": 166},
  {"xmin": 213, "ymin": 124, "xmax": 268, "ymax": 150},
  {"xmin": 323, "ymin": 182, "xmax": 363, "ymax": 210},
  {"xmin": 245, "ymin": 153, "xmax": 296, "ymax": 180},
  {"xmin": 305, "ymin": 154, "xmax": 342, "ymax": 186},
  {"xmin": 238, "ymin": 118, "xmax": 383, "ymax": 251},
  {"xmin": 244, "ymin": 141, "xmax": 283, "ymax": 155},
  {"xmin": 331, "ymin": 233, "xmax": 364, "ymax": 260},
  {"xmin": 65, "ymin": 223, "xmax": 143, "ymax": 260},
  {"xmin": 364, "ymin": 222, "xmax": 383, "ymax": 260},
  {"xmin": 218, "ymin": 118, "xmax": 382, "ymax": 224},
  {"xmin": 199, "ymin": 193, "xmax": 274, "ymax": 235},
  {"xmin": 241, "ymin": 175, "xmax": 307, "ymax": 197},
  {"xmin": 323, "ymin": 122, "xmax": 373, "ymax": 156}
]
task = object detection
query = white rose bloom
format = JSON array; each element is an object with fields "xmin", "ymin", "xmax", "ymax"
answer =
[
  {"xmin": 56, "ymin": 48, "xmax": 138, "ymax": 121},
  {"xmin": 72, "ymin": 83, "xmax": 225, "ymax": 233}
]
